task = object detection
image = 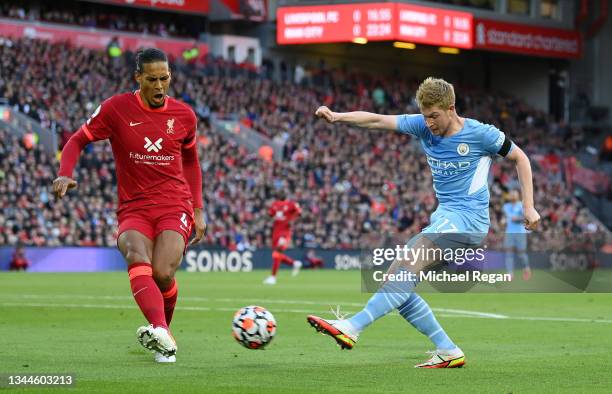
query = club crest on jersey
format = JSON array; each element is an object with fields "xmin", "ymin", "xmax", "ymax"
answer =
[
  {"xmin": 166, "ymin": 118, "xmax": 175, "ymax": 134},
  {"xmin": 457, "ymin": 143, "xmax": 470, "ymax": 156},
  {"xmin": 144, "ymin": 137, "xmax": 163, "ymax": 153}
]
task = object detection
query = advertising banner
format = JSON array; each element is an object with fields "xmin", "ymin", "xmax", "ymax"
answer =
[
  {"xmin": 474, "ymin": 18, "xmax": 581, "ymax": 58},
  {"xmin": 81, "ymin": 0, "xmax": 209, "ymax": 15},
  {"xmin": 0, "ymin": 19, "xmax": 208, "ymax": 59}
]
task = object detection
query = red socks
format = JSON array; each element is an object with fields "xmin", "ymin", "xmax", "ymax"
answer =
[
  {"xmin": 271, "ymin": 250, "xmax": 295, "ymax": 276},
  {"xmin": 161, "ymin": 280, "xmax": 178, "ymax": 327},
  {"xmin": 128, "ymin": 263, "xmax": 167, "ymax": 329}
]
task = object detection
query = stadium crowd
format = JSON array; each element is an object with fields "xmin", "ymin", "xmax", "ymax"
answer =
[
  {"xmin": 1, "ymin": 0, "xmax": 203, "ymax": 39},
  {"xmin": 0, "ymin": 37, "xmax": 605, "ymax": 249}
]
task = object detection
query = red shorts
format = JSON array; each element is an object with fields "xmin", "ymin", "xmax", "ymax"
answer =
[
  {"xmin": 118, "ymin": 205, "xmax": 194, "ymax": 245},
  {"xmin": 272, "ymin": 231, "xmax": 292, "ymax": 250}
]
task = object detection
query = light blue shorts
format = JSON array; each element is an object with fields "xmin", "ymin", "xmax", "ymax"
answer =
[
  {"xmin": 421, "ymin": 207, "xmax": 489, "ymax": 248},
  {"xmin": 504, "ymin": 233, "xmax": 527, "ymax": 251}
]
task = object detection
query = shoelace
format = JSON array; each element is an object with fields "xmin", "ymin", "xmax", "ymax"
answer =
[
  {"xmin": 424, "ymin": 350, "xmax": 441, "ymax": 362},
  {"xmin": 330, "ymin": 305, "xmax": 347, "ymax": 320}
]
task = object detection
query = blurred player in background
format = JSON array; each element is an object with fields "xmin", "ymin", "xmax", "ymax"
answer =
[
  {"xmin": 263, "ymin": 190, "xmax": 302, "ymax": 285},
  {"xmin": 304, "ymin": 249, "xmax": 325, "ymax": 269},
  {"xmin": 9, "ymin": 244, "xmax": 30, "ymax": 271},
  {"xmin": 53, "ymin": 48, "xmax": 206, "ymax": 363},
  {"xmin": 308, "ymin": 77, "xmax": 540, "ymax": 368},
  {"xmin": 503, "ymin": 190, "xmax": 531, "ymax": 280}
]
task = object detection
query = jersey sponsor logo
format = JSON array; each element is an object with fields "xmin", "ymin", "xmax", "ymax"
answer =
[
  {"xmin": 129, "ymin": 151, "xmax": 174, "ymax": 162},
  {"xmin": 166, "ymin": 118, "xmax": 175, "ymax": 134},
  {"xmin": 144, "ymin": 137, "xmax": 163, "ymax": 152},
  {"xmin": 130, "ymin": 121, "xmax": 144, "ymax": 126},
  {"xmin": 457, "ymin": 143, "xmax": 470, "ymax": 156},
  {"xmin": 427, "ymin": 156, "xmax": 471, "ymax": 176}
]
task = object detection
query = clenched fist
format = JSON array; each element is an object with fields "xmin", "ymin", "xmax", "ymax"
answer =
[
  {"xmin": 523, "ymin": 206, "xmax": 541, "ymax": 231},
  {"xmin": 315, "ymin": 106, "xmax": 337, "ymax": 123}
]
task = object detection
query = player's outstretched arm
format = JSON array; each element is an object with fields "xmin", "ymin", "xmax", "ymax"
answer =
[
  {"xmin": 315, "ymin": 106, "xmax": 398, "ymax": 131},
  {"xmin": 52, "ymin": 176, "xmax": 78, "ymax": 199},
  {"xmin": 506, "ymin": 145, "xmax": 540, "ymax": 230},
  {"xmin": 53, "ymin": 128, "xmax": 91, "ymax": 198},
  {"xmin": 181, "ymin": 141, "xmax": 206, "ymax": 245}
]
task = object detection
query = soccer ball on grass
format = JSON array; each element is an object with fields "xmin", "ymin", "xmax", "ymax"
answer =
[{"xmin": 232, "ymin": 305, "xmax": 277, "ymax": 349}]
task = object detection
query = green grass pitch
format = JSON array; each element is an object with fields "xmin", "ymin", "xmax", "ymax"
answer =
[{"xmin": 1, "ymin": 270, "xmax": 611, "ymax": 393}]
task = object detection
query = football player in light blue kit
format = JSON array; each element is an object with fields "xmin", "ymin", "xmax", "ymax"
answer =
[
  {"xmin": 307, "ymin": 77, "xmax": 540, "ymax": 368},
  {"xmin": 503, "ymin": 190, "xmax": 531, "ymax": 280}
]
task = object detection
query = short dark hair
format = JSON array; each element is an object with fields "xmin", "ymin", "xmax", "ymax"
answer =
[
  {"xmin": 135, "ymin": 48, "xmax": 168, "ymax": 73},
  {"xmin": 275, "ymin": 189, "xmax": 287, "ymax": 200}
]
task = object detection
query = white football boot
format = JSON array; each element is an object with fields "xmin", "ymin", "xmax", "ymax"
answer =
[
  {"xmin": 263, "ymin": 275, "xmax": 277, "ymax": 285},
  {"xmin": 414, "ymin": 348, "xmax": 466, "ymax": 368},
  {"xmin": 292, "ymin": 260, "xmax": 303, "ymax": 277},
  {"xmin": 137, "ymin": 325, "xmax": 177, "ymax": 357},
  {"xmin": 154, "ymin": 351, "xmax": 177, "ymax": 363}
]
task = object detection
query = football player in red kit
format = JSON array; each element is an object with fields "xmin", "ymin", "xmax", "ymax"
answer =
[
  {"xmin": 53, "ymin": 48, "xmax": 205, "ymax": 363},
  {"xmin": 263, "ymin": 191, "xmax": 302, "ymax": 285}
]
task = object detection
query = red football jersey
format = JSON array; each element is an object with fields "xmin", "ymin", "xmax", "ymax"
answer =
[
  {"xmin": 268, "ymin": 200, "xmax": 301, "ymax": 233},
  {"xmin": 80, "ymin": 91, "xmax": 199, "ymax": 214}
]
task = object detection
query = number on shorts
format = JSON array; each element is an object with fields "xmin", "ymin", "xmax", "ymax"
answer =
[
  {"xmin": 180, "ymin": 212, "xmax": 189, "ymax": 227},
  {"xmin": 435, "ymin": 218, "xmax": 459, "ymax": 233}
]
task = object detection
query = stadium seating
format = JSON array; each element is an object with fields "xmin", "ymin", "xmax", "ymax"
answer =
[
  {"xmin": 0, "ymin": 0, "xmax": 202, "ymax": 38},
  {"xmin": 0, "ymin": 37, "xmax": 604, "ymax": 248}
]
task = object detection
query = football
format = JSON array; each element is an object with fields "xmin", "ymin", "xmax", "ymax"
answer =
[{"xmin": 232, "ymin": 306, "xmax": 277, "ymax": 349}]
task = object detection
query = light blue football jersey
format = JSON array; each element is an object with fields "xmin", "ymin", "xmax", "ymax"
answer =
[
  {"xmin": 397, "ymin": 114, "xmax": 513, "ymax": 234},
  {"xmin": 503, "ymin": 202, "xmax": 526, "ymax": 233}
]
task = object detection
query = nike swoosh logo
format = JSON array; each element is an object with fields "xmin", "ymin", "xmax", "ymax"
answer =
[
  {"xmin": 130, "ymin": 121, "xmax": 144, "ymax": 126},
  {"xmin": 133, "ymin": 287, "xmax": 148, "ymax": 297}
]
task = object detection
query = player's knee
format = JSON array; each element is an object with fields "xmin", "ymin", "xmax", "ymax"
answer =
[
  {"xmin": 124, "ymin": 249, "xmax": 150, "ymax": 264},
  {"xmin": 152, "ymin": 268, "xmax": 175, "ymax": 288}
]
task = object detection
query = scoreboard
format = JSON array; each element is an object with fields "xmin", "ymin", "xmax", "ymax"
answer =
[
  {"xmin": 277, "ymin": 2, "xmax": 473, "ymax": 48},
  {"xmin": 396, "ymin": 3, "xmax": 472, "ymax": 48}
]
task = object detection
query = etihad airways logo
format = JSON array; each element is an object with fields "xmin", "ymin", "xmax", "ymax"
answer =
[
  {"xmin": 144, "ymin": 137, "xmax": 163, "ymax": 152},
  {"xmin": 427, "ymin": 156, "xmax": 470, "ymax": 176}
]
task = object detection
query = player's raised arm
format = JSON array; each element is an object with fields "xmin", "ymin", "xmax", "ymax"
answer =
[
  {"xmin": 505, "ymin": 145, "xmax": 540, "ymax": 231},
  {"xmin": 315, "ymin": 106, "xmax": 398, "ymax": 131}
]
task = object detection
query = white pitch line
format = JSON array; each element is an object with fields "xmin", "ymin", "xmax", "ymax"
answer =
[
  {"xmin": 433, "ymin": 308, "xmax": 508, "ymax": 319},
  {"xmin": 0, "ymin": 302, "xmax": 319, "ymax": 314},
  {"xmin": 13, "ymin": 293, "xmax": 366, "ymax": 307},
  {"xmin": 1, "ymin": 301, "xmax": 612, "ymax": 324},
  {"xmin": 5, "ymin": 294, "xmax": 506, "ymax": 317}
]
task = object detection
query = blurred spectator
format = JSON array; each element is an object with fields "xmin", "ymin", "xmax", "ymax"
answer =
[
  {"xmin": 9, "ymin": 245, "xmax": 30, "ymax": 271},
  {"xmin": 0, "ymin": 0, "xmax": 204, "ymax": 39},
  {"xmin": 602, "ymin": 135, "xmax": 612, "ymax": 161}
]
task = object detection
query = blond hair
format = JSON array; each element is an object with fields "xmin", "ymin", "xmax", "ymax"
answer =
[{"xmin": 415, "ymin": 77, "xmax": 455, "ymax": 110}]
